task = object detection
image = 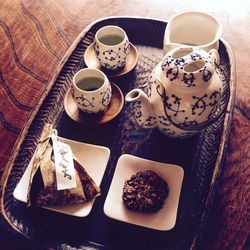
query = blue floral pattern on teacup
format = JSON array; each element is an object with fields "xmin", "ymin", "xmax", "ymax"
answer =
[{"xmin": 94, "ymin": 39, "xmax": 130, "ymax": 70}]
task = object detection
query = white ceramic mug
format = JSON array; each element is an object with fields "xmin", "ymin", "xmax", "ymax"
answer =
[
  {"xmin": 94, "ymin": 25, "xmax": 130, "ymax": 70},
  {"xmin": 163, "ymin": 11, "xmax": 222, "ymax": 54},
  {"xmin": 72, "ymin": 68, "xmax": 112, "ymax": 114}
]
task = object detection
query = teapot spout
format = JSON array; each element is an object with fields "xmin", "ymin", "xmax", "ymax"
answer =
[{"xmin": 125, "ymin": 89, "xmax": 157, "ymax": 129}]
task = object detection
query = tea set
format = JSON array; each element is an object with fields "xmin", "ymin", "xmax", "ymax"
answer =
[{"xmin": 66, "ymin": 11, "xmax": 224, "ymax": 139}]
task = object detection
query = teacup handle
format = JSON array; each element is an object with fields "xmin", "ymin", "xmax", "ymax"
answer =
[{"xmin": 209, "ymin": 49, "xmax": 220, "ymax": 65}]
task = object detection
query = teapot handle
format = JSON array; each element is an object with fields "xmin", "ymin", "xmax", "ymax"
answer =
[{"xmin": 209, "ymin": 49, "xmax": 220, "ymax": 65}]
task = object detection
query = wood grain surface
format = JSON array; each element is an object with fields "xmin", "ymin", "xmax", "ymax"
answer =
[{"xmin": 0, "ymin": 1, "xmax": 249, "ymax": 249}]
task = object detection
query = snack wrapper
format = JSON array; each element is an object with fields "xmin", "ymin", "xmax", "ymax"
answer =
[{"xmin": 26, "ymin": 124, "xmax": 100, "ymax": 207}]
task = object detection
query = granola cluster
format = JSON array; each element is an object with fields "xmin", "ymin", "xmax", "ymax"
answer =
[{"xmin": 122, "ymin": 170, "xmax": 169, "ymax": 212}]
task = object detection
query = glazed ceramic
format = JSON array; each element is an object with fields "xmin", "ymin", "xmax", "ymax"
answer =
[
  {"xmin": 72, "ymin": 68, "xmax": 112, "ymax": 114},
  {"xmin": 163, "ymin": 11, "xmax": 222, "ymax": 54},
  {"xmin": 94, "ymin": 25, "xmax": 130, "ymax": 70},
  {"xmin": 126, "ymin": 47, "xmax": 223, "ymax": 138}
]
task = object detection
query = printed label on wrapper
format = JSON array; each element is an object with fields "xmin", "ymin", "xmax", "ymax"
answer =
[{"xmin": 51, "ymin": 131, "xmax": 77, "ymax": 190}]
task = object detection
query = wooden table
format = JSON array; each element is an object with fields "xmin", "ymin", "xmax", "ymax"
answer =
[{"xmin": 0, "ymin": 1, "xmax": 249, "ymax": 249}]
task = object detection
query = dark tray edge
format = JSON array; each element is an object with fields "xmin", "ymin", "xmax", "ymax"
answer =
[
  {"xmin": 191, "ymin": 37, "xmax": 236, "ymax": 249},
  {"xmin": 0, "ymin": 16, "xmax": 236, "ymax": 250}
]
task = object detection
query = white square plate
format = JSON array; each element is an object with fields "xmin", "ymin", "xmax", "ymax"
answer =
[
  {"xmin": 13, "ymin": 137, "xmax": 110, "ymax": 217},
  {"xmin": 104, "ymin": 154, "xmax": 184, "ymax": 231}
]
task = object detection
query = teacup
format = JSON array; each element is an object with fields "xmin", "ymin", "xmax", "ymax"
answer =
[
  {"xmin": 72, "ymin": 68, "xmax": 112, "ymax": 114},
  {"xmin": 94, "ymin": 25, "xmax": 130, "ymax": 70},
  {"xmin": 163, "ymin": 11, "xmax": 222, "ymax": 54}
]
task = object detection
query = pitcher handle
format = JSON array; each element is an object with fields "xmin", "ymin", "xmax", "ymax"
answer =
[{"xmin": 163, "ymin": 42, "xmax": 181, "ymax": 54}]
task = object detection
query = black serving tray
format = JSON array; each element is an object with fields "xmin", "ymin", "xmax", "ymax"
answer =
[{"xmin": 0, "ymin": 17, "xmax": 235, "ymax": 250}]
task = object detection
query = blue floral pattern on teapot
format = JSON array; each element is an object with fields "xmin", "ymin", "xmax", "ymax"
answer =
[{"xmin": 126, "ymin": 47, "xmax": 223, "ymax": 138}]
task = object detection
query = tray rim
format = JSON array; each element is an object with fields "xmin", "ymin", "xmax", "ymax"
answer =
[
  {"xmin": 0, "ymin": 16, "xmax": 236, "ymax": 249},
  {"xmin": 191, "ymin": 37, "xmax": 236, "ymax": 249}
]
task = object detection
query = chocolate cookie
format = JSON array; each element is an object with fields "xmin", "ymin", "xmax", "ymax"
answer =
[{"xmin": 122, "ymin": 170, "xmax": 169, "ymax": 212}]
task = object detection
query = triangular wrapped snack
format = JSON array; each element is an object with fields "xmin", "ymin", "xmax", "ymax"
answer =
[{"xmin": 26, "ymin": 124, "xmax": 100, "ymax": 207}]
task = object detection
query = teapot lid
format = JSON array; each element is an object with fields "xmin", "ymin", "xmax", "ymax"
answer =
[{"xmin": 160, "ymin": 47, "xmax": 217, "ymax": 88}]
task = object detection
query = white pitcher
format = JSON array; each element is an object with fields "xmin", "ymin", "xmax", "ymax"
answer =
[{"xmin": 163, "ymin": 11, "xmax": 223, "ymax": 54}]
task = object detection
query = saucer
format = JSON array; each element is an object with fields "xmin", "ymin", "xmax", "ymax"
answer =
[
  {"xmin": 104, "ymin": 154, "xmax": 184, "ymax": 231},
  {"xmin": 64, "ymin": 82, "xmax": 124, "ymax": 125},
  {"xmin": 84, "ymin": 43, "xmax": 138, "ymax": 78},
  {"xmin": 13, "ymin": 137, "xmax": 110, "ymax": 217}
]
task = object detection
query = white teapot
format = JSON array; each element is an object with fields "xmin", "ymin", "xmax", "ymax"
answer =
[{"xmin": 125, "ymin": 46, "xmax": 223, "ymax": 138}]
